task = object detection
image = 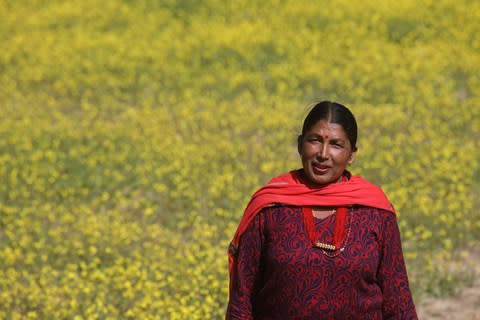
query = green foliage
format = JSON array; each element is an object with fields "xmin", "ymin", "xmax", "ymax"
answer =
[{"xmin": 0, "ymin": 0, "xmax": 479, "ymax": 318}]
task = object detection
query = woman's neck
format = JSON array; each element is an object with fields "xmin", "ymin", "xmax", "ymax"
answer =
[{"xmin": 312, "ymin": 207, "xmax": 336, "ymax": 219}]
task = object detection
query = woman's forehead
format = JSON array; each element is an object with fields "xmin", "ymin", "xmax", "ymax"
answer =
[{"xmin": 306, "ymin": 120, "xmax": 347, "ymax": 136}]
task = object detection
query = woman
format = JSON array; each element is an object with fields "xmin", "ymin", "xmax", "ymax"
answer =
[{"xmin": 226, "ymin": 101, "xmax": 417, "ymax": 319}]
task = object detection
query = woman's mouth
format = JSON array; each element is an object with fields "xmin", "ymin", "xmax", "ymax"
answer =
[{"xmin": 312, "ymin": 164, "xmax": 330, "ymax": 174}]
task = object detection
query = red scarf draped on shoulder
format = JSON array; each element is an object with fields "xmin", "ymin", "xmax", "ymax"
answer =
[{"xmin": 228, "ymin": 169, "xmax": 395, "ymax": 273}]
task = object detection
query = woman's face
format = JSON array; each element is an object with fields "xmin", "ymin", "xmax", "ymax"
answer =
[{"xmin": 299, "ymin": 120, "xmax": 356, "ymax": 186}]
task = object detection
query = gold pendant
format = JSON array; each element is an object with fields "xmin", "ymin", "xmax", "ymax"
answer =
[{"xmin": 315, "ymin": 242, "xmax": 336, "ymax": 251}]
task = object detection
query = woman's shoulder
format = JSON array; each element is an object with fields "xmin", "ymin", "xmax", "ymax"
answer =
[
  {"xmin": 260, "ymin": 204, "xmax": 302, "ymax": 215},
  {"xmin": 257, "ymin": 204, "xmax": 303, "ymax": 223},
  {"xmin": 351, "ymin": 205, "xmax": 397, "ymax": 223}
]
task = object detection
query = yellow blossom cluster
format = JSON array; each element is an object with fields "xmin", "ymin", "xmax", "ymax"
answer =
[{"xmin": 1, "ymin": 0, "xmax": 479, "ymax": 318}]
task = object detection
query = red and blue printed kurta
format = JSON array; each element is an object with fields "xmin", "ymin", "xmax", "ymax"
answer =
[{"xmin": 226, "ymin": 205, "xmax": 417, "ymax": 319}]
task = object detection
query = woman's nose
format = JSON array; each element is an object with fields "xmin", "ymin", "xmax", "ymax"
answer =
[{"xmin": 317, "ymin": 144, "xmax": 329, "ymax": 160}]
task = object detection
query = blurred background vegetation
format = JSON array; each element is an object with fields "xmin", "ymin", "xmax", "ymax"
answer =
[{"xmin": 1, "ymin": 0, "xmax": 479, "ymax": 318}]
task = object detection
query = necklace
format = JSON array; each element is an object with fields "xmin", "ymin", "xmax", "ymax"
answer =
[{"xmin": 302, "ymin": 206, "xmax": 352, "ymax": 257}]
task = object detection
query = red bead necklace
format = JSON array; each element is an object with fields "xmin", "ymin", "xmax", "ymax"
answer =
[{"xmin": 302, "ymin": 206, "xmax": 352, "ymax": 257}]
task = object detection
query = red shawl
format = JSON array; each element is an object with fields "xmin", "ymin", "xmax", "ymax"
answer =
[{"xmin": 228, "ymin": 170, "xmax": 395, "ymax": 272}]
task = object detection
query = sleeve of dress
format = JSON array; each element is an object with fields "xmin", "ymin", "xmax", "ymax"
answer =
[
  {"xmin": 225, "ymin": 210, "xmax": 265, "ymax": 320},
  {"xmin": 377, "ymin": 211, "xmax": 418, "ymax": 320}
]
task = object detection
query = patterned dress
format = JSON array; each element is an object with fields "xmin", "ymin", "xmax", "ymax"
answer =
[{"xmin": 226, "ymin": 205, "xmax": 417, "ymax": 319}]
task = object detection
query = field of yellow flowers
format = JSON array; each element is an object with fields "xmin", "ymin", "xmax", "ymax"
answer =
[{"xmin": 1, "ymin": 0, "xmax": 479, "ymax": 318}]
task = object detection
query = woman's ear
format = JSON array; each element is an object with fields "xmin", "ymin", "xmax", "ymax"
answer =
[
  {"xmin": 348, "ymin": 149, "xmax": 357, "ymax": 165},
  {"xmin": 297, "ymin": 135, "xmax": 303, "ymax": 154}
]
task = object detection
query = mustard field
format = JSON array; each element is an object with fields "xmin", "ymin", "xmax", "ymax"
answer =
[{"xmin": 1, "ymin": 0, "xmax": 479, "ymax": 318}]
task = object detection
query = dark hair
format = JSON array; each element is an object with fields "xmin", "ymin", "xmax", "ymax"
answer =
[{"xmin": 299, "ymin": 101, "xmax": 358, "ymax": 151}]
